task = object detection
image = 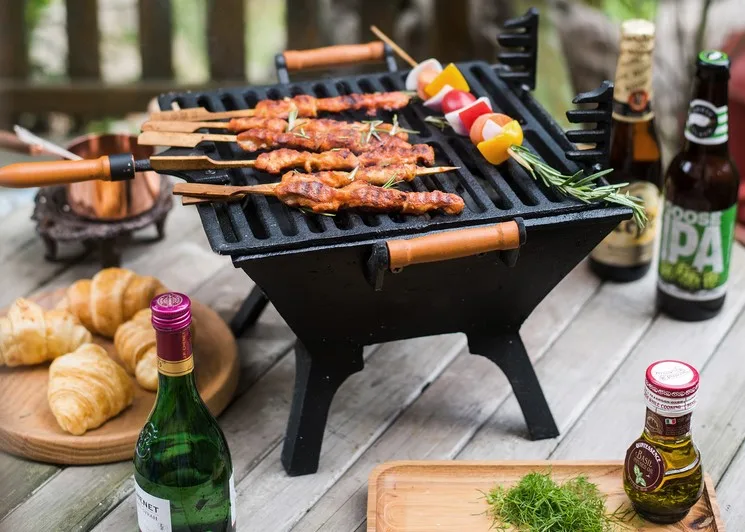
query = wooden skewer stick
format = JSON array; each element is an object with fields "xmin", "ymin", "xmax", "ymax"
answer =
[
  {"xmin": 150, "ymin": 107, "xmax": 256, "ymax": 122},
  {"xmin": 138, "ymin": 131, "xmax": 238, "ymax": 148},
  {"xmin": 143, "ymin": 121, "xmax": 233, "ymax": 133},
  {"xmin": 370, "ymin": 25, "xmax": 418, "ymax": 68}
]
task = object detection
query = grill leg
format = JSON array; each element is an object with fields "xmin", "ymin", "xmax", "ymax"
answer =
[
  {"xmin": 468, "ymin": 332, "xmax": 559, "ymax": 440},
  {"xmin": 281, "ymin": 340, "xmax": 364, "ymax": 476},
  {"xmin": 229, "ymin": 286, "xmax": 269, "ymax": 336}
]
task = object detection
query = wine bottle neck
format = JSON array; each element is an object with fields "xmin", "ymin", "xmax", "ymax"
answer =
[{"xmin": 155, "ymin": 326, "xmax": 194, "ymax": 378}]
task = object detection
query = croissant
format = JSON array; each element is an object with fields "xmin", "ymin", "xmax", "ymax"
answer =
[
  {"xmin": 48, "ymin": 343, "xmax": 134, "ymax": 435},
  {"xmin": 56, "ymin": 268, "xmax": 167, "ymax": 338},
  {"xmin": 0, "ymin": 298, "xmax": 92, "ymax": 367},
  {"xmin": 114, "ymin": 309, "xmax": 157, "ymax": 391}
]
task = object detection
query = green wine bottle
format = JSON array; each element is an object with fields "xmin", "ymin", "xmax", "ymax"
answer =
[{"xmin": 134, "ymin": 292, "xmax": 236, "ymax": 532}]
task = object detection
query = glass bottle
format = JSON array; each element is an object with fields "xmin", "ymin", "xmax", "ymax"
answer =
[
  {"xmin": 590, "ymin": 19, "xmax": 663, "ymax": 282},
  {"xmin": 623, "ymin": 360, "xmax": 703, "ymax": 524},
  {"xmin": 657, "ymin": 50, "xmax": 740, "ymax": 321},
  {"xmin": 134, "ymin": 292, "xmax": 236, "ymax": 532}
]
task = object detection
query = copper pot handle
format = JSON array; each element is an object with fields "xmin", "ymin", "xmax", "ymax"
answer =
[
  {"xmin": 282, "ymin": 41, "xmax": 385, "ymax": 71},
  {"xmin": 386, "ymin": 221, "xmax": 524, "ymax": 270}
]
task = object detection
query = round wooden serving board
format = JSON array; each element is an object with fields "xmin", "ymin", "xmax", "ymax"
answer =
[{"xmin": 0, "ymin": 289, "xmax": 239, "ymax": 465}]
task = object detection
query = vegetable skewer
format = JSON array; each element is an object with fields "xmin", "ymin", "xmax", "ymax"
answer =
[
  {"xmin": 175, "ymin": 171, "xmax": 465, "ymax": 215},
  {"xmin": 150, "ymin": 92, "xmax": 413, "ymax": 122}
]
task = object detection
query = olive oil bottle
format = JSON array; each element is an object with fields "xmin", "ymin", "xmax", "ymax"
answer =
[{"xmin": 623, "ymin": 360, "xmax": 703, "ymax": 523}]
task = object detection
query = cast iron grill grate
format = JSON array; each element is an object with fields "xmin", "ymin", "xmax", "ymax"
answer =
[{"xmin": 158, "ymin": 61, "xmax": 613, "ymax": 257}]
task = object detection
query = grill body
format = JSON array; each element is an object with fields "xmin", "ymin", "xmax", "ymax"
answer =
[{"xmin": 157, "ymin": 10, "xmax": 630, "ymax": 476}]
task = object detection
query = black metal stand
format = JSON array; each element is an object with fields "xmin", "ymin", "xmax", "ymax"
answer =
[
  {"xmin": 281, "ymin": 340, "xmax": 365, "ymax": 476},
  {"xmin": 467, "ymin": 332, "xmax": 559, "ymax": 439},
  {"xmin": 229, "ymin": 286, "xmax": 270, "ymax": 336}
]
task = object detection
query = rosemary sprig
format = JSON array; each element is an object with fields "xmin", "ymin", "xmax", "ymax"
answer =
[
  {"xmin": 381, "ymin": 173, "xmax": 402, "ymax": 189},
  {"xmin": 299, "ymin": 207, "xmax": 336, "ymax": 217},
  {"xmin": 347, "ymin": 166, "xmax": 360, "ymax": 182},
  {"xmin": 389, "ymin": 114, "xmax": 419, "ymax": 136},
  {"xmin": 424, "ymin": 115, "xmax": 451, "ymax": 130},
  {"xmin": 285, "ymin": 105, "xmax": 299, "ymax": 132},
  {"xmin": 293, "ymin": 127, "xmax": 310, "ymax": 139},
  {"xmin": 508, "ymin": 145, "xmax": 647, "ymax": 229}
]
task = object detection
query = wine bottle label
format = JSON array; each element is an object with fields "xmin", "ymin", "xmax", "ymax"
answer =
[
  {"xmin": 229, "ymin": 472, "xmax": 237, "ymax": 527},
  {"xmin": 157, "ymin": 354, "xmax": 194, "ymax": 377},
  {"xmin": 135, "ymin": 480, "xmax": 172, "ymax": 532},
  {"xmin": 645, "ymin": 409, "xmax": 692, "ymax": 438},
  {"xmin": 684, "ymin": 99, "xmax": 728, "ymax": 145},
  {"xmin": 658, "ymin": 202, "xmax": 736, "ymax": 301},
  {"xmin": 591, "ymin": 181, "xmax": 660, "ymax": 266},
  {"xmin": 625, "ymin": 440, "xmax": 664, "ymax": 492},
  {"xmin": 613, "ymin": 20, "xmax": 655, "ymax": 123}
]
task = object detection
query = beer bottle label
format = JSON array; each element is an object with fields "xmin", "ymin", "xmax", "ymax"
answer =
[
  {"xmin": 658, "ymin": 201, "xmax": 737, "ymax": 301},
  {"xmin": 591, "ymin": 182, "xmax": 661, "ymax": 267},
  {"xmin": 684, "ymin": 99, "xmax": 728, "ymax": 145}
]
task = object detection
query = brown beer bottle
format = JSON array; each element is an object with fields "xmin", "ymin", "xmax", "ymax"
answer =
[
  {"xmin": 657, "ymin": 51, "xmax": 740, "ymax": 321},
  {"xmin": 590, "ymin": 19, "xmax": 663, "ymax": 282}
]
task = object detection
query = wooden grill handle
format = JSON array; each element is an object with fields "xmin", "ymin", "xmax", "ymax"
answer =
[
  {"xmin": 386, "ymin": 221, "xmax": 523, "ymax": 270},
  {"xmin": 0, "ymin": 154, "xmax": 135, "ymax": 188},
  {"xmin": 283, "ymin": 41, "xmax": 385, "ymax": 71}
]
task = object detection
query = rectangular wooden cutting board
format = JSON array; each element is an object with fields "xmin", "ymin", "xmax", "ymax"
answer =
[{"xmin": 367, "ymin": 461, "xmax": 724, "ymax": 531}]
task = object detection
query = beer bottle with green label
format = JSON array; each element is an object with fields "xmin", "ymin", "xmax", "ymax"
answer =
[
  {"xmin": 657, "ymin": 50, "xmax": 740, "ymax": 321},
  {"xmin": 590, "ymin": 20, "xmax": 663, "ymax": 282}
]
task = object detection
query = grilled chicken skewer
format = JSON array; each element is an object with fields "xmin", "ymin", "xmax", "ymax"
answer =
[
  {"xmin": 175, "ymin": 171, "xmax": 465, "ymax": 215},
  {"xmin": 151, "ymin": 92, "xmax": 413, "ymax": 121},
  {"xmin": 253, "ymin": 146, "xmax": 436, "ymax": 173},
  {"xmin": 138, "ymin": 128, "xmax": 416, "ymax": 152},
  {"xmin": 142, "ymin": 117, "xmax": 409, "ymax": 139}
]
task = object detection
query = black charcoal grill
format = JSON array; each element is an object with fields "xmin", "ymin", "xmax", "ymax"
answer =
[{"xmin": 157, "ymin": 9, "xmax": 629, "ymax": 476}]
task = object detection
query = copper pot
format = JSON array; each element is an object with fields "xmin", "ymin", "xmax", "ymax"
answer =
[{"xmin": 65, "ymin": 134, "xmax": 163, "ymax": 220}]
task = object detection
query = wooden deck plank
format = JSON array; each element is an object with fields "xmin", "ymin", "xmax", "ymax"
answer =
[
  {"xmin": 0, "ymin": 455, "xmax": 59, "ymax": 519},
  {"xmin": 457, "ymin": 267, "xmax": 658, "ymax": 461},
  {"xmin": 716, "ymin": 437, "xmax": 745, "ymax": 525},
  {"xmin": 293, "ymin": 262, "xmax": 602, "ymax": 531},
  {"xmin": 551, "ymin": 246, "xmax": 745, "ymax": 472},
  {"xmin": 234, "ymin": 334, "xmax": 467, "ymax": 531}
]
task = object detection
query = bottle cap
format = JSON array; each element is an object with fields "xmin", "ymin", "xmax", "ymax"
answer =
[
  {"xmin": 644, "ymin": 360, "xmax": 699, "ymax": 415},
  {"xmin": 697, "ymin": 50, "xmax": 730, "ymax": 75},
  {"xmin": 151, "ymin": 292, "xmax": 191, "ymax": 332}
]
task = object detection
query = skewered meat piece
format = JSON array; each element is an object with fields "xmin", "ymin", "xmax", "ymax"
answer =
[
  {"xmin": 358, "ymin": 145, "xmax": 435, "ymax": 167},
  {"xmin": 237, "ymin": 128, "xmax": 412, "ymax": 153},
  {"xmin": 254, "ymin": 148, "xmax": 359, "ymax": 173},
  {"xmin": 227, "ymin": 117, "xmax": 408, "ymax": 140},
  {"xmin": 252, "ymin": 92, "xmax": 412, "ymax": 118},
  {"xmin": 281, "ymin": 165, "xmax": 420, "ymax": 188},
  {"xmin": 274, "ymin": 173, "xmax": 464, "ymax": 215},
  {"xmin": 252, "ymin": 146, "xmax": 435, "ymax": 173},
  {"xmin": 226, "ymin": 117, "xmax": 287, "ymax": 132}
]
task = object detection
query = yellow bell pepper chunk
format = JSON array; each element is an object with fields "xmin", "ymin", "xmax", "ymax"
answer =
[
  {"xmin": 476, "ymin": 120, "xmax": 524, "ymax": 165},
  {"xmin": 424, "ymin": 63, "xmax": 470, "ymax": 98}
]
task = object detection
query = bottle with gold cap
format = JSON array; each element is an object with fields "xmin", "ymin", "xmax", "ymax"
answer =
[{"xmin": 590, "ymin": 19, "xmax": 663, "ymax": 282}]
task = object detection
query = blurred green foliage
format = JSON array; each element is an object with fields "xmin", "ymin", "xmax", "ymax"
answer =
[
  {"xmin": 583, "ymin": 0, "xmax": 658, "ymax": 21},
  {"xmin": 26, "ymin": 0, "xmax": 53, "ymax": 30}
]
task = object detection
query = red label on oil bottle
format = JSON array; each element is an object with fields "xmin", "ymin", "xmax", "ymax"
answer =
[{"xmin": 625, "ymin": 440, "xmax": 664, "ymax": 492}]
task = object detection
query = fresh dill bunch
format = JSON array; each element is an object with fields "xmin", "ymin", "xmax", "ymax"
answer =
[{"xmin": 485, "ymin": 471, "xmax": 631, "ymax": 531}]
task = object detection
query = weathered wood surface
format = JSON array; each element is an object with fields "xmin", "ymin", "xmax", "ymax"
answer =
[{"xmin": 1, "ymin": 192, "xmax": 744, "ymax": 531}]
